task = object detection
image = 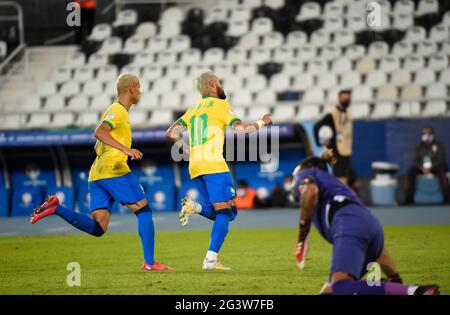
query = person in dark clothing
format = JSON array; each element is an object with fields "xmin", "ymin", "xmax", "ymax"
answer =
[{"xmin": 404, "ymin": 126, "xmax": 449, "ymax": 204}]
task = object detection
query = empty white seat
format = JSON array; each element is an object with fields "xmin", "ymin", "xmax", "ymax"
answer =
[
  {"xmin": 317, "ymin": 73, "xmax": 337, "ymax": 89},
  {"xmin": 371, "ymin": 102, "xmax": 396, "ymax": 119},
  {"xmin": 320, "ymin": 45, "xmax": 341, "ymax": 61},
  {"xmin": 67, "ymin": 95, "xmax": 90, "ymax": 110},
  {"xmin": 292, "ymin": 73, "xmax": 314, "ymax": 90},
  {"xmin": 52, "ymin": 68, "xmax": 72, "ymax": 84},
  {"xmin": 331, "ymin": 58, "xmax": 352, "ymax": 75},
  {"xmin": 297, "ymin": 46, "xmax": 317, "ymax": 63},
  {"xmin": 160, "ymin": 6, "xmax": 184, "ymax": 24},
  {"xmin": 376, "ymin": 85, "xmax": 398, "ymax": 102},
  {"xmin": 183, "ymin": 91, "xmax": 201, "ymax": 108},
  {"xmin": 97, "ymin": 65, "xmax": 119, "ymax": 83},
  {"xmin": 286, "ymin": 31, "xmax": 307, "ymax": 47},
  {"xmin": 148, "ymin": 110, "xmax": 173, "ymax": 127},
  {"xmin": 261, "ymin": 32, "xmax": 284, "ymax": 48},
  {"xmin": 251, "ymin": 17, "xmax": 273, "ymax": 35},
  {"xmin": 121, "ymin": 65, "xmax": 141, "ymax": 77},
  {"xmin": 132, "ymin": 22, "xmax": 157, "ymax": 40},
  {"xmin": 333, "ymin": 30, "xmax": 355, "ymax": 47},
  {"xmin": 169, "ymin": 35, "xmax": 191, "ymax": 53},
  {"xmin": 158, "ymin": 22, "xmax": 181, "ymax": 39},
  {"xmin": 113, "ymin": 9, "xmax": 137, "ymax": 27},
  {"xmin": 415, "ymin": 40, "xmax": 438, "ymax": 57},
  {"xmin": 390, "ymin": 69, "xmax": 412, "ymax": 87},
  {"xmin": 205, "ymin": 7, "xmax": 228, "ymax": 24},
  {"xmin": 98, "ymin": 37, "xmax": 122, "ymax": 55},
  {"xmin": 238, "ymin": 32, "xmax": 260, "ymax": 50},
  {"xmin": 326, "ymin": 86, "xmax": 342, "ymax": 104},
  {"xmin": 51, "ymin": 113, "xmax": 75, "ymax": 128},
  {"xmin": 130, "ymin": 52, "xmax": 154, "ymax": 67},
  {"xmin": 404, "ymin": 26, "xmax": 427, "ymax": 43},
  {"xmin": 213, "ymin": 63, "xmax": 234, "ymax": 78},
  {"xmin": 226, "ymin": 21, "xmax": 250, "ymax": 37},
  {"xmin": 156, "ymin": 51, "xmax": 177, "ymax": 66},
  {"xmin": 231, "ymin": 90, "xmax": 253, "ymax": 107},
  {"xmin": 347, "ymin": 16, "xmax": 366, "ymax": 32},
  {"xmin": 307, "ymin": 59, "xmax": 328, "ymax": 75},
  {"xmin": 26, "ymin": 113, "xmax": 51, "ymax": 129},
  {"xmin": 296, "ymin": 2, "xmax": 321, "ymax": 21},
  {"xmin": 378, "ymin": 57, "xmax": 400, "ymax": 73},
  {"xmin": 146, "ymin": 37, "xmax": 168, "ymax": 53},
  {"xmin": 241, "ymin": 0, "xmax": 263, "ymax": 9},
  {"xmin": 323, "ymin": 17, "xmax": 344, "ymax": 31},
  {"xmin": 226, "ymin": 47, "xmax": 247, "ymax": 63},
  {"xmin": 123, "ymin": 37, "xmax": 145, "ymax": 54},
  {"xmin": 352, "ymin": 86, "xmax": 372, "ymax": 102},
  {"xmin": 416, "ymin": 0, "xmax": 439, "ymax": 16},
  {"xmin": 254, "ymin": 89, "xmax": 277, "ymax": 105},
  {"xmin": 165, "ymin": 65, "xmax": 187, "ymax": 79},
  {"xmin": 422, "ymin": 101, "xmax": 447, "ymax": 117},
  {"xmin": 394, "ymin": 0, "xmax": 414, "ymax": 15},
  {"xmin": 77, "ymin": 112, "xmax": 100, "ymax": 127},
  {"xmin": 2, "ymin": 114, "xmax": 25, "ymax": 129},
  {"xmin": 344, "ymin": 45, "xmax": 366, "ymax": 61},
  {"xmin": 368, "ymin": 41, "xmax": 389, "ymax": 59},
  {"xmin": 88, "ymin": 23, "xmax": 111, "ymax": 41},
  {"xmin": 440, "ymin": 39, "xmax": 450, "ymax": 55},
  {"xmin": 397, "ymin": 101, "xmax": 421, "ymax": 117},
  {"xmin": 141, "ymin": 65, "xmax": 163, "ymax": 82},
  {"xmin": 86, "ymin": 53, "xmax": 108, "ymax": 68},
  {"xmin": 138, "ymin": 93, "xmax": 159, "ymax": 110},
  {"xmin": 249, "ymin": 48, "xmax": 271, "ymax": 64},
  {"xmin": 310, "ymin": 30, "xmax": 330, "ymax": 48},
  {"xmin": 20, "ymin": 95, "xmax": 41, "ymax": 111},
  {"xmin": 366, "ymin": 71, "xmax": 387, "ymax": 88},
  {"xmin": 425, "ymin": 83, "xmax": 447, "ymax": 100},
  {"xmin": 351, "ymin": 103, "xmax": 371, "ymax": 119},
  {"xmin": 429, "ymin": 24, "xmax": 449, "ymax": 42},
  {"xmin": 160, "ymin": 93, "xmax": 182, "ymax": 109},
  {"xmin": 203, "ymin": 48, "xmax": 225, "ymax": 65},
  {"xmin": 247, "ymin": 106, "xmax": 271, "ymax": 120},
  {"xmin": 152, "ymin": 78, "xmax": 173, "ymax": 94},
  {"xmin": 73, "ymin": 67, "xmax": 94, "ymax": 82},
  {"xmin": 264, "ymin": 0, "xmax": 285, "ymax": 9},
  {"xmin": 272, "ymin": 105, "xmax": 296, "ymax": 122},
  {"xmin": 324, "ymin": 1, "xmax": 344, "ymax": 17},
  {"xmin": 414, "ymin": 68, "xmax": 436, "ymax": 86},
  {"xmin": 355, "ymin": 56, "xmax": 376, "ymax": 75},
  {"xmin": 391, "ymin": 41, "xmax": 413, "ymax": 58},
  {"xmin": 229, "ymin": 7, "xmax": 251, "ymax": 22},
  {"xmin": 297, "ymin": 104, "xmax": 321, "ymax": 120},
  {"xmin": 245, "ymin": 74, "xmax": 267, "ymax": 92},
  {"xmin": 175, "ymin": 77, "xmax": 195, "ymax": 94},
  {"xmin": 281, "ymin": 60, "xmax": 303, "ymax": 76},
  {"xmin": 270, "ymin": 73, "xmax": 291, "ymax": 92},
  {"xmin": 190, "ymin": 64, "xmax": 213, "ymax": 77},
  {"xmin": 129, "ymin": 110, "xmax": 149, "ymax": 127},
  {"xmin": 59, "ymin": 81, "xmax": 80, "ymax": 97},
  {"xmin": 90, "ymin": 94, "xmax": 113, "ymax": 110},
  {"xmin": 400, "ymin": 84, "xmax": 423, "ymax": 101},
  {"xmin": 273, "ymin": 47, "xmax": 295, "ymax": 62},
  {"xmin": 428, "ymin": 54, "xmax": 449, "ymax": 71},
  {"xmin": 302, "ymin": 87, "xmax": 324, "ymax": 104},
  {"xmin": 340, "ymin": 72, "xmax": 361, "ymax": 89},
  {"xmin": 44, "ymin": 94, "xmax": 65, "ymax": 111},
  {"xmin": 65, "ymin": 52, "xmax": 85, "ymax": 68},
  {"xmin": 439, "ymin": 68, "xmax": 450, "ymax": 85},
  {"xmin": 179, "ymin": 48, "xmax": 201, "ymax": 65},
  {"xmin": 393, "ymin": 13, "xmax": 414, "ymax": 31},
  {"xmin": 403, "ymin": 56, "xmax": 425, "ymax": 72}
]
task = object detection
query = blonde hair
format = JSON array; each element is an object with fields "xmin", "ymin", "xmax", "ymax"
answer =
[
  {"xmin": 116, "ymin": 73, "xmax": 139, "ymax": 94},
  {"xmin": 195, "ymin": 71, "xmax": 216, "ymax": 96}
]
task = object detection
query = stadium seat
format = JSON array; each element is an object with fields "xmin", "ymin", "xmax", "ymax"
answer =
[
  {"xmin": 261, "ymin": 32, "xmax": 284, "ymax": 48},
  {"xmin": 73, "ymin": 67, "xmax": 94, "ymax": 83},
  {"xmin": 148, "ymin": 109, "xmax": 173, "ymax": 127},
  {"xmin": 366, "ymin": 70, "xmax": 387, "ymax": 88},
  {"xmin": 297, "ymin": 104, "xmax": 320, "ymax": 120},
  {"xmin": 378, "ymin": 57, "xmax": 400, "ymax": 73},
  {"xmin": 355, "ymin": 56, "xmax": 376, "ymax": 75},
  {"xmin": 416, "ymin": 0, "xmax": 439, "ymax": 16},
  {"xmin": 317, "ymin": 73, "xmax": 337, "ymax": 90},
  {"xmin": 0, "ymin": 41, "xmax": 6, "ymax": 60},
  {"xmin": 156, "ymin": 51, "xmax": 177, "ymax": 66},
  {"xmin": 123, "ymin": 37, "xmax": 145, "ymax": 54},
  {"xmin": 372, "ymin": 101, "xmax": 396, "ymax": 119},
  {"xmin": 352, "ymin": 85, "xmax": 372, "ymax": 102},
  {"xmin": 403, "ymin": 56, "xmax": 425, "ymax": 72},
  {"xmin": 160, "ymin": 93, "xmax": 182, "ymax": 109},
  {"xmin": 244, "ymin": 74, "xmax": 267, "ymax": 92},
  {"xmin": 400, "ymin": 84, "xmax": 423, "ymax": 101},
  {"xmin": 302, "ymin": 87, "xmax": 324, "ymax": 105},
  {"xmin": 129, "ymin": 110, "xmax": 150, "ymax": 127},
  {"xmin": 96, "ymin": 65, "xmax": 119, "ymax": 83},
  {"xmin": 178, "ymin": 48, "xmax": 201, "ymax": 65},
  {"xmin": 323, "ymin": 1, "xmax": 344, "ymax": 18},
  {"xmin": 307, "ymin": 59, "xmax": 328, "ymax": 76},
  {"xmin": 292, "ymin": 73, "xmax": 314, "ymax": 90},
  {"xmin": 422, "ymin": 100, "xmax": 447, "ymax": 117},
  {"xmin": 20, "ymin": 95, "xmax": 42, "ymax": 112},
  {"xmin": 158, "ymin": 22, "xmax": 181, "ymax": 39},
  {"xmin": 393, "ymin": 13, "xmax": 414, "ymax": 30},
  {"xmin": 404, "ymin": 26, "xmax": 427, "ymax": 43},
  {"xmin": 323, "ymin": 17, "xmax": 344, "ymax": 31},
  {"xmin": 165, "ymin": 65, "xmax": 187, "ymax": 79},
  {"xmin": 141, "ymin": 65, "xmax": 163, "ymax": 82},
  {"xmin": 26, "ymin": 113, "xmax": 52, "ymax": 129},
  {"xmin": 59, "ymin": 81, "xmax": 80, "ymax": 98},
  {"xmin": 121, "ymin": 64, "xmax": 141, "ymax": 77},
  {"xmin": 247, "ymin": 106, "xmax": 271, "ymax": 120},
  {"xmin": 226, "ymin": 20, "xmax": 250, "ymax": 37},
  {"xmin": 391, "ymin": 41, "xmax": 413, "ymax": 58},
  {"xmin": 414, "ymin": 68, "xmax": 436, "ymax": 86},
  {"xmin": 2, "ymin": 114, "xmax": 25, "ymax": 130},
  {"xmin": 397, "ymin": 101, "xmax": 421, "ymax": 118},
  {"xmin": 351, "ymin": 103, "xmax": 371, "ymax": 119},
  {"xmin": 229, "ymin": 7, "xmax": 251, "ymax": 22},
  {"xmin": 340, "ymin": 71, "xmax": 362, "ymax": 89},
  {"xmin": 132, "ymin": 22, "xmax": 157, "ymax": 40},
  {"xmin": 226, "ymin": 47, "xmax": 248, "ymax": 63},
  {"xmin": 76, "ymin": 112, "xmax": 100, "ymax": 127},
  {"xmin": 212, "ymin": 63, "xmax": 233, "ymax": 78},
  {"xmin": 65, "ymin": 52, "xmax": 86, "ymax": 68},
  {"xmin": 254, "ymin": 88, "xmax": 277, "ymax": 105},
  {"xmin": 344, "ymin": 45, "xmax": 366, "ymax": 61},
  {"xmin": 169, "ymin": 35, "xmax": 191, "ymax": 53},
  {"xmin": 320, "ymin": 45, "xmax": 341, "ymax": 61},
  {"xmin": 151, "ymin": 78, "xmax": 173, "ymax": 94},
  {"xmin": 333, "ymin": 30, "xmax": 355, "ymax": 47},
  {"xmin": 415, "ymin": 40, "xmax": 438, "ymax": 57},
  {"xmin": 146, "ymin": 37, "xmax": 168, "ymax": 53},
  {"xmin": 67, "ymin": 95, "xmax": 90, "ymax": 111},
  {"xmin": 11, "ymin": 187, "xmax": 43, "ymax": 216},
  {"xmin": 205, "ymin": 7, "xmax": 228, "ymax": 24},
  {"xmin": 231, "ymin": 90, "xmax": 253, "ymax": 107},
  {"xmin": 86, "ymin": 53, "xmax": 108, "ymax": 69},
  {"xmin": 138, "ymin": 93, "xmax": 159, "ymax": 110},
  {"xmin": 249, "ymin": 48, "xmax": 271, "ymax": 64},
  {"xmin": 296, "ymin": 2, "xmax": 321, "ymax": 21},
  {"xmin": 183, "ymin": 91, "xmax": 200, "ymax": 107},
  {"xmin": 285, "ymin": 31, "xmax": 308, "ymax": 47},
  {"xmin": 97, "ymin": 37, "xmax": 122, "ymax": 55},
  {"xmin": 425, "ymin": 82, "xmax": 447, "ymax": 100},
  {"xmin": 347, "ymin": 16, "xmax": 366, "ymax": 32},
  {"xmin": 88, "ymin": 23, "xmax": 112, "ymax": 41},
  {"xmin": 439, "ymin": 68, "xmax": 450, "ymax": 86},
  {"xmin": 37, "ymin": 81, "xmax": 57, "ymax": 98},
  {"xmin": 174, "ymin": 77, "xmax": 195, "ymax": 94},
  {"xmin": 90, "ymin": 93, "xmax": 112, "ymax": 110},
  {"xmin": 368, "ymin": 41, "xmax": 389, "ymax": 59},
  {"xmin": 281, "ymin": 60, "xmax": 303, "ymax": 76},
  {"xmin": 44, "ymin": 94, "xmax": 65, "ymax": 111},
  {"xmin": 272, "ymin": 105, "xmax": 296, "ymax": 123},
  {"xmin": 113, "ymin": 9, "xmax": 138, "ymax": 27},
  {"xmin": 394, "ymin": 0, "xmax": 414, "ymax": 14},
  {"xmin": 269, "ymin": 73, "xmax": 291, "ymax": 92},
  {"xmin": 52, "ymin": 67, "xmax": 72, "ymax": 84},
  {"xmin": 440, "ymin": 39, "xmax": 450, "ymax": 55},
  {"xmin": 203, "ymin": 47, "xmax": 225, "ymax": 65},
  {"xmin": 428, "ymin": 54, "xmax": 449, "ymax": 71},
  {"xmin": 297, "ymin": 46, "xmax": 317, "ymax": 63},
  {"xmin": 310, "ymin": 30, "xmax": 330, "ymax": 48},
  {"xmin": 376, "ymin": 85, "xmax": 398, "ymax": 102}
]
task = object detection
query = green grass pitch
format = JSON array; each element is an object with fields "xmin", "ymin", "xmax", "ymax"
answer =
[{"xmin": 1, "ymin": 225, "xmax": 449, "ymax": 294}]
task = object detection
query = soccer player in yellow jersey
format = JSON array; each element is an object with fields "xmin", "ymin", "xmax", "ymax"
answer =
[
  {"xmin": 166, "ymin": 71, "xmax": 272, "ymax": 270},
  {"xmin": 30, "ymin": 74, "xmax": 172, "ymax": 271}
]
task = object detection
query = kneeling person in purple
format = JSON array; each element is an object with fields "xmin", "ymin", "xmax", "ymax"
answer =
[{"xmin": 292, "ymin": 150, "xmax": 439, "ymax": 295}]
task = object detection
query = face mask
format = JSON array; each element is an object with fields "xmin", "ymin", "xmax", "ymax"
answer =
[
  {"xmin": 422, "ymin": 134, "xmax": 434, "ymax": 144},
  {"xmin": 340, "ymin": 100, "xmax": 350, "ymax": 108},
  {"xmin": 217, "ymin": 85, "xmax": 227, "ymax": 100},
  {"xmin": 284, "ymin": 183, "xmax": 292, "ymax": 192},
  {"xmin": 237, "ymin": 188, "xmax": 246, "ymax": 197}
]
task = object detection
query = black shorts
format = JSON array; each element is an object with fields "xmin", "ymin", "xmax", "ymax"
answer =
[{"xmin": 333, "ymin": 155, "xmax": 351, "ymax": 178}]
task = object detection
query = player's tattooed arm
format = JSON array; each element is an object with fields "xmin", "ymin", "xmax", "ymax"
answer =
[
  {"xmin": 232, "ymin": 113, "xmax": 273, "ymax": 134},
  {"xmin": 298, "ymin": 180, "xmax": 319, "ymax": 242},
  {"xmin": 94, "ymin": 122, "xmax": 143, "ymax": 160},
  {"xmin": 166, "ymin": 120, "xmax": 190, "ymax": 156}
]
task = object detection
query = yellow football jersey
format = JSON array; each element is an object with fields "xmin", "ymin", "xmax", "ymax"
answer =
[
  {"xmin": 179, "ymin": 96, "xmax": 240, "ymax": 179},
  {"xmin": 88, "ymin": 102, "xmax": 132, "ymax": 182}
]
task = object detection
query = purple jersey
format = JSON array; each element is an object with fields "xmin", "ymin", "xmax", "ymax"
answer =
[{"xmin": 294, "ymin": 167, "xmax": 366, "ymax": 242}]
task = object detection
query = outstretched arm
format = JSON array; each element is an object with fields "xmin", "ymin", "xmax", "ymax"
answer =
[
  {"xmin": 231, "ymin": 113, "xmax": 273, "ymax": 134},
  {"xmin": 166, "ymin": 120, "xmax": 190, "ymax": 155},
  {"xmin": 94, "ymin": 122, "xmax": 143, "ymax": 160},
  {"xmin": 295, "ymin": 180, "xmax": 319, "ymax": 269}
]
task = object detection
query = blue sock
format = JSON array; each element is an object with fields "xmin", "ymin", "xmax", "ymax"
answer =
[
  {"xmin": 199, "ymin": 201, "xmax": 216, "ymax": 221},
  {"xmin": 135, "ymin": 205, "xmax": 155, "ymax": 265},
  {"xmin": 55, "ymin": 205, "xmax": 104, "ymax": 237},
  {"xmin": 208, "ymin": 209, "xmax": 231, "ymax": 253}
]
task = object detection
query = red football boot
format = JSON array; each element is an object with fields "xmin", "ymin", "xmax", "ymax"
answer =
[
  {"xmin": 141, "ymin": 262, "xmax": 174, "ymax": 271},
  {"xmin": 29, "ymin": 195, "xmax": 60, "ymax": 224}
]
